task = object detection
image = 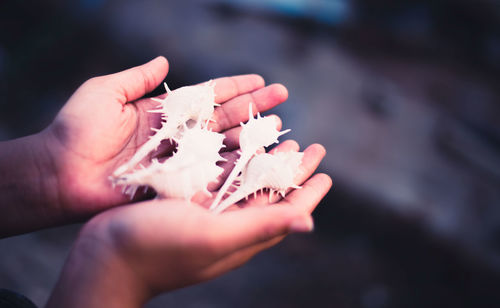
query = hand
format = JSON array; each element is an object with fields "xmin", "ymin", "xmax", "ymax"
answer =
[
  {"xmin": 47, "ymin": 141, "xmax": 331, "ymax": 308},
  {"xmin": 41, "ymin": 56, "xmax": 289, "ymax": 222}
]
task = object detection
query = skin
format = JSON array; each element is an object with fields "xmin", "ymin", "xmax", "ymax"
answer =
[{"xmin": 0, "ymin": 56, "xmax": 332, "ymax": 307}]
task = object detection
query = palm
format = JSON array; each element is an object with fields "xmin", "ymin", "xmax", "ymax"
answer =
[{"xmin": 47, "ymin": 93, "xmax": 161, "ymax": 215}]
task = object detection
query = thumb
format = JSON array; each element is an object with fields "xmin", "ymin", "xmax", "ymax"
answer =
[
  {"xmin": 89, "ymin": 56, "xmax": 169, "ymax": 104},
  {"xmin": 212, "ymin": 207, "xmax": 314, "ymax": 255}
]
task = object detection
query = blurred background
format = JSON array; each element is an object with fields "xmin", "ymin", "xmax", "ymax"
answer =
[{"xmin": 1, "ymin": 0, "xmax": 500, "ymax": 307}]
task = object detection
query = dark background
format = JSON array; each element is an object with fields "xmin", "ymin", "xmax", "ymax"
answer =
[{"xmin": 1, "ymin": 1, "xmax": 500, "ymax": 307}]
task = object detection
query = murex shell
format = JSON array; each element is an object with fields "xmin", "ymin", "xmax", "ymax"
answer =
[
  {"xmin": 113, "ymin": 81, "xmax": 217, "ymax": 176},
  {"xmin": 111, "ymin": 80, "xmax": 303, "ymax": 212},
  {"xmin": 213, "ymin": 151, "xmax": 304, "ymax": 214}
]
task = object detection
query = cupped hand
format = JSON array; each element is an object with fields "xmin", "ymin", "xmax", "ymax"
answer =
[
  {"xmin": 47, "ymin": 142, "xmax": 331, "ymax": 308},
  {"xmin": 41, "ymin": 56, "xmax": 289, "ymax": 221}
]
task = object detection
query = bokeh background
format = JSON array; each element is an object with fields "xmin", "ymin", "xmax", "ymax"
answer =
[{"xmin": 1, "ymin": 1, "xmax": 500, "ymax": 307}]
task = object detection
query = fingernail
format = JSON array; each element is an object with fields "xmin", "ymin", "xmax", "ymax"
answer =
[{"xmin": 289, "ymin": 216, "xmax": 314, "ymax": 233}]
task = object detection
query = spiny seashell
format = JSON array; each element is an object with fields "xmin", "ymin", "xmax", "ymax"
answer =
[
  {"xmin": 114, "ymin": 125, "xmax": 225, "ymax": 200},
  {"xmin": 113, "ymin": 81, "xmax": 217, "ymax": 176},
  {"xmin": 238, "ymin": 105, "xmax": 290, "ymax": 153},
  {"xmin": 209, "ymin": 104, "xmax": 290, "ymax": 210},
  {"xmin": 173, "ymin": 123, "xmax": 226, "ymax": 164},
  {"xmin": 116, "ymin": 157, "xmax": 223, "ymax": 200},
  {"xmin": 213, "ymin": 151, "xmax": 304, "ymax": 214}
]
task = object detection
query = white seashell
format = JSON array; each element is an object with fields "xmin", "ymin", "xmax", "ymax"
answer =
[
  {"xmin": 213, "ymin": 151, "xmax": 304, "ymax": 214},
  {"xmin": 173, "ymin": 123, "xmax": 226, "ymax": 164},
  {"xmin": 238, "ymin": 106, "xmax": 290, "ymax": 154},
  {"xmin": 113, "ymin": 81, "xmax": 217, "ymax": 176},
  {"xmin": 209, "ymin": 103, "xmax": 290, "ymax": 210},
  {"xmin": 111, "ymin": 80, "xmax": 303, "ymax": 208},
  {"xmin": 114, "ymin": 125, "xmax": 225, "ymax": 200}
]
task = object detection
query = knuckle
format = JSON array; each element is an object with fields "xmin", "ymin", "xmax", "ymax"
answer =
[{"xmin": 82, "ymin": 76, "xmax": 104, "ymax": 88}]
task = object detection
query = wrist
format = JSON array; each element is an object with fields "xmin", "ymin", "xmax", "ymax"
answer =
[
  {"xmin": 0, "ymin": 131, "xmax": 61, "ymax": 237},
  {"xmin": 47, "ymin": 220, "xmax": 152, "ymax": 308}
]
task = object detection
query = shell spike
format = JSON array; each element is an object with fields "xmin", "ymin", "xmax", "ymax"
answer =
[
  {"xmin": 209, "ymin": 151, "xmax": 253, "ymax": 210},
  {"xmin": 151, "ymin": 97, "xmax": 164, "ymax": 103},
  {"xmin": 212, "ymin": 184, "xmax": 257, "ymax": 214},
  {"xmin": 269, "ymin": 190, "xmax": 274, "ymax": 202},
  {"xmin": 279, "ymin": 129, "xmax": 291, "ymax": 137},
  {"xmin": 163, "ymin": 82, "xmax": 172, "ymax": 93}
]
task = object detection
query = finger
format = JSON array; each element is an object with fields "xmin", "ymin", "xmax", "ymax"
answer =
[
  {"xmin": 209, "ymin": 84, "xmax": 288, "ymax": 132},
  {"xmin": 212, "ymin": 74, "xmax": 265, "ymax": 104},
  {"xmin": 200, "ymin": 235, "xmax": 285, "ymax": 279},
  {"xmin": 222, "ymin": 115, "xmax": 282, "ymax": 152},
  {"xmin": 85, "ymin": 56, "xmax": 169, "ymax": 105},
  {"xmin": 279, "ymin": 173, "xmax": 333, "ymax": 213},
  {"xmin": 144, "ymin": 74, "xmax": 264, "ymax": 105},
  {"xmin": 271, "ymin": 143, "xmax": 326, "ymax": 202},
  {"xmin": 294, "ymin": 144, "xmax": 326, "ymax": 186},
  {"xmin": 209, "ymin": 206, "xmax": 314, "ymax": 255},
  {"xmin": 269, "ymin": 139, "xmax": 300, "ymax": 154},
  {"xmin": 225, "ymin": 233, "xmax": 284, "ymax": 264}
]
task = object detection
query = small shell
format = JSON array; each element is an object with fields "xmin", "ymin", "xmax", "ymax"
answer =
[
  {"xmin": 113, "ymin": 81, "xmax": 217, "ymax": 176},
  {"xmin": 156, "ymin": 81, "xmax": 217, "ymax": 123},
  {"xmin": 239, "ymin": 105, "xmax": 290, "ymax": 153},
  {"xmin": 209, "ymin": 103, "xmax": 290, "ymax": 210},
  {"xmin": 243, "ymin": 151, "xmax": 303, "ymax": 192},
  {"xmin": 213, "ymin": 151, "xmax": 304, "ymax": 214}
]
